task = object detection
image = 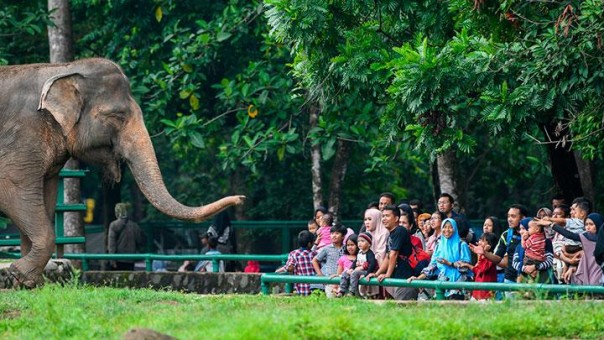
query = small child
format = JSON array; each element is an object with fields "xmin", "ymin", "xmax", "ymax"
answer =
[
  {"xmin": 334, "ymin": 234, "xmax": 359, "ymax": 296},
  {"xmin": 279, "ymin": 230, "xmax": 317, "ymax": 296},
  {"xmin": 194, "ymin": 236, "xmax": 224, "ymax": 272},
  {"xmin": 337, "ymin": 232, "xmax": 377, "ymax": 297},
  {"xmin": 312, "ymin": 223, "xmax": 346, "ymax": 298},
  {"xmin": 518, "ymin": 221, "xmax": 546, "ymax": 282},
  {"xmin": 314, "ymin": 213, "xmax": 334, "ymax": 250},
  {"xmin": 465, "ymin": 232, "xmax": 499, "ymax": 300},
  {"xmin": 308, "ymin": 219, "xmax": 319, "ymax": 235}
]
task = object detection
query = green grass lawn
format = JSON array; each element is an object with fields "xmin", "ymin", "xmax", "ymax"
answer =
[{"xmin": 1, "ymin": 283, "xmax": 602, "ymax": 339}]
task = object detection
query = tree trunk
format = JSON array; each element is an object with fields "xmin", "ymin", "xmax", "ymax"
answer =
[
  {"xmin": 48, "ymin": 0, "xmax": 83, "ymax": 256},
  {"xmin": 542, "ymin": 124, "xmax": 584, "ymax": 203},
  {"xmin": 573, "ymin": 151, "xmax": 594, "ymax": 204},
  {"xmin": 309, "ymin": 104, "xmax": 323, "ymax": 210},
  {"xmin": 327, "ymin": 139, "xmax": 351, "ymax": 222},
  {"xmin": 436, "ymin": 150, "xmax": 462, "ymax": 210},
  {"xmin": 48, "ymin": 0, "xmax": 73, "ymax": 63}
]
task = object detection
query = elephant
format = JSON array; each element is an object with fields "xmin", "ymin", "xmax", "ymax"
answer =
[{"xmin": 0, "ymin": 58, "xmax": 245, "ymax": 287}]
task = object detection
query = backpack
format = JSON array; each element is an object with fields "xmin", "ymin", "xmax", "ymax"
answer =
[{"xmin": 399, "ymin": 235, "xmax": 431, "ymax": 276}]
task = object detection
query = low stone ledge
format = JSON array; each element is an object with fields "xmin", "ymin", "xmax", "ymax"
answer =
[
  {"xmin": 81, "ymin": 271, "xmax": 265, "ymax": 294},
  {"xmin": 1, "ymin": 260, "xmax": 285, "ymax": 294}
]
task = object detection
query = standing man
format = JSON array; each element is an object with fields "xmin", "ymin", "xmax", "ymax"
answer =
[
  {"xmin": 366, "ymin": 205, "xmax": 417, "ymax": 300},
  {"xmin": 378, "ymin": 192, "xmax": 396, "ymax": 211},
  {"xmin": 437, "ymin": 193, "xmax": 459, "ymax": 218},
  {"xmin": 108, "ymin": 203, "xmax": 146, "ymax": 271},
  {"xmin": 471, "ymin": 204, "xmax": 528, "ymax": 295}
]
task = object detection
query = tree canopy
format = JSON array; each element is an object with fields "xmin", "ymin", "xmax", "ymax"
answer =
[{"xmin": 1, "ymin": 0, "xmax": 602, "ymax": 221}]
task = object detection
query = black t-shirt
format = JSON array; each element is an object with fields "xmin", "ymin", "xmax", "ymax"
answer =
[
  {"xmin": 494, "ymin": 228, "xmax": 522, "ymax": 281},
  {"xmin": 387, "ymin": 226, "xmax": 413, "ymax": 279}
]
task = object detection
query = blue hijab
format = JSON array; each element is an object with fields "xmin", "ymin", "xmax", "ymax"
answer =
[{"xmin": 431, "ymin": 218, "xmax": 471, "ymax": 282}]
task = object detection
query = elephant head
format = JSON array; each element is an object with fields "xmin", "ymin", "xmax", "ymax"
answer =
[{"xmin": 37, "ymin": 58, "xmax": 245, "ymax": 222}]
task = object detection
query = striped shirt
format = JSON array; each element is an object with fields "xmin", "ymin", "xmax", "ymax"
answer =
[{"xmin": 523, "ymin": 233, "xmax": 546, "ymax": 262}]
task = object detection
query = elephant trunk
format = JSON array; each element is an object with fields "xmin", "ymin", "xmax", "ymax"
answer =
[{"xmin": 118, "ymin": 113, "xmax": 243, "ymax": 222}]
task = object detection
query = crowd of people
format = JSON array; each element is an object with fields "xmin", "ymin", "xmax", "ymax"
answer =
[{"xmin": 280, "ymin": 193, "xmax": 604, "ymax": 300}]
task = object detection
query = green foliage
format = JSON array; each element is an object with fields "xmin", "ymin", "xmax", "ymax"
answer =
[{"xmin": 0, "ymin": 2, "xmax": 50, "ymax": 64}]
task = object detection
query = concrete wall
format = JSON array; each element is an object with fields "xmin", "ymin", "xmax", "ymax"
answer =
[
  {"xmin": 0, "ymin": 260, "xmax": 276, "ymax": 294},
  {"xmin": 81, "ymin": 271, "xmax": 264, "ymax": 294}
]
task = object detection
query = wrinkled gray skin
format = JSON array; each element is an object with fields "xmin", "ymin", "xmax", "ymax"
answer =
[{"xmin": 0, "ymin": 58, "xmax": 245, "ymax": 287}]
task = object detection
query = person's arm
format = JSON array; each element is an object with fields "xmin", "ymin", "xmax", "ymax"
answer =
[
  {"xmin": 335, "ymin": 262, "xmax": 344, "ymax": 276},
  {"xmin": 536, "ymin": 242, "xmax": 554, "ymax": 271},
  {"xmin": 407, "ymin": 272, "xmax": 427, "ymax": 282},
  {"xmin": 107, "ymin": 224, "xmax": 117, "ymax": 254},
  {"xmin": 540, "ymin": 216, "xmax": 567, "ymax": 226},
  {"xmin": 367, "ymin": 254, "xmax": 389, "ymax": 279},
  {"xmin": 312, "ymin": 257, "xmax": 323, "ymax": 276},
  {"xmin": 470, "ymin": 243, "xmax": 502, "ymax": 265},
  {"xmin": 512, "ymin": 248, "xmax": 523, "ymax": 274},
  {"xmin": 378, "ymin": 249, "xmax": 399, "ymax": 282},
  {"xmin": 366, "ymin": 252, "xmax": 378, "ymax": 273},
  {"xmin": 552, "ymin": 225, "xmax": 581, "ymax": 242}
]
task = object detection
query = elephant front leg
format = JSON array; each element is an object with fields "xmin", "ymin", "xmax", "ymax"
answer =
[{"xmin": 8, "ymin": 202, "xmax": 56, "ymax": 288}]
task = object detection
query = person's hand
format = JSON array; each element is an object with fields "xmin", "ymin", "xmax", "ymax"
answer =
[
  {"xmin": 523, "ymin": 264, "xmax": 536, "ymax": 275},
  {"xmin": 469, "ymin": 244, "xmax": 484, "ymax": 255},
  {"xmin": 110, "ymin": 261, "xmax": 117, "ymax": 269},
  {"xmin": 453, "ymin": 261, "xmax": 465, "ymax": 269},
  {"xmin": 346, "ymin": 268, "xmax": 353, "ymax": 275},
  {"xmin": 571, "ymin": 251, "xmax": 584, "ymax": 261},
  {"xmin": 377, "ymin": 273, "xmax": 389, "ymax": 282},
  {"xmin": 329, "ymin": 274, "xmax": 339, "ymax": 279},
  {"xmin": 563, "ymin": 267, "xmax": 576, "ymax": 282},
  {"xmin": 436, "ymin": 257, "xmax": 451, "ymax": 266},
  {"xmin": 365, "ymin": 273, "xmax": 376, "ymax": 281},
  {"xmin": 535, "ymin": 218, "xmax": 550, "ymax": 226},
  {"xmin": 407, "ymin": 276, "xmax": 417, "ymax": 283}
]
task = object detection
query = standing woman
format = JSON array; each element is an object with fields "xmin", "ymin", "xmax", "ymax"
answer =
[
  {"xmin": 595, "ymin": 217, "xmax": 604, "ymax": 285},
  {"xmin": 426, "ymin": 211, "xmax": 446, "ymax": 256},
  {"xmin": 314, "ymin": 206, "xmax": 328, "ymax": 226},
  {"xmin": 541, "ymin": 212, "xmax": 603, "ymax": 285},
  {"xmin": 483, "ymin": 216, "xmax": 503, "ymax": 240}
]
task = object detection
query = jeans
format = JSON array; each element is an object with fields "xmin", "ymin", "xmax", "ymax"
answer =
[{"xmin": 504, "ymin": 278, "xmax": 517, "ymax": 299}]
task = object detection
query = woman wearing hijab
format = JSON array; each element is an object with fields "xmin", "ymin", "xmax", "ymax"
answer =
[
  {"xmin": 408, "ymin": 218, "xmax": 472, "ymax": 300},
  {"xmin": 359, "ymin": 208, "xmax": 387, "ymax": 298},
  {"xmin": 594, "ymin": 216, "xmax": 604, "ymax": 285},
  {"xmin": 539, "ymin": 212, "xmax": 603, "ymax": 285}
]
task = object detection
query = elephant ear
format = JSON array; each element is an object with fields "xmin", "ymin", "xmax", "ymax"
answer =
[{"xmin": 37, "ymin": 72, "xmax": 84, "ymax": 138}]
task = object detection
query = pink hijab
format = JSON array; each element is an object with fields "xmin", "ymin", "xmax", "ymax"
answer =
[{"xmin": 365, "ymin": 208, "xmax": 389, "ymax": 265}]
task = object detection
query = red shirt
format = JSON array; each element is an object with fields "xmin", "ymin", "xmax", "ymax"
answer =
[{"xmin": 472, "ymin": 255, "xmax": 497, "ymax": 300}]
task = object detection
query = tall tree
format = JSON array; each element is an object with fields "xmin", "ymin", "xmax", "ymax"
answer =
[{"xmin": 47, "ymin": 0, "xmax": 84, "ymax": 256}]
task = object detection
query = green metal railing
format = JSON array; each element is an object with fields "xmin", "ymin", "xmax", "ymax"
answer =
[
  {"xmin": 260, "ymin": 273, "xmax": 604, "ymax": 299},
  {"xmin": 141, "ymin": 220, "xmax": 364, "ymax": 254},
  {"xmin": 63, "ymin": 253, "xmax": 288, "ymax": 272},
  {"xmin": 54, "ymin": 169, "xmax": 87, "ymax": 257}
]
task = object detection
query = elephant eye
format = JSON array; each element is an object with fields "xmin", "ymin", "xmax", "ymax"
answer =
[{"xmin": 104, "ymin": 112, "xmax": 126, "ymax": 123}]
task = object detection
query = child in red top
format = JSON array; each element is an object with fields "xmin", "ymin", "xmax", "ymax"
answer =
[
  {"xmin": 465, "ymin": 232, "xmax": 499, "ymax": 300},
  {"xmin": 519, "ymin": 221, "xmax": 546, "ymax": 282}
]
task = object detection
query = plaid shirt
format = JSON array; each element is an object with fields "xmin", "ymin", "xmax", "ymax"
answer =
[{"xmin": 286, "ymin": 247, "xmax": 317, "ymax": 296}]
